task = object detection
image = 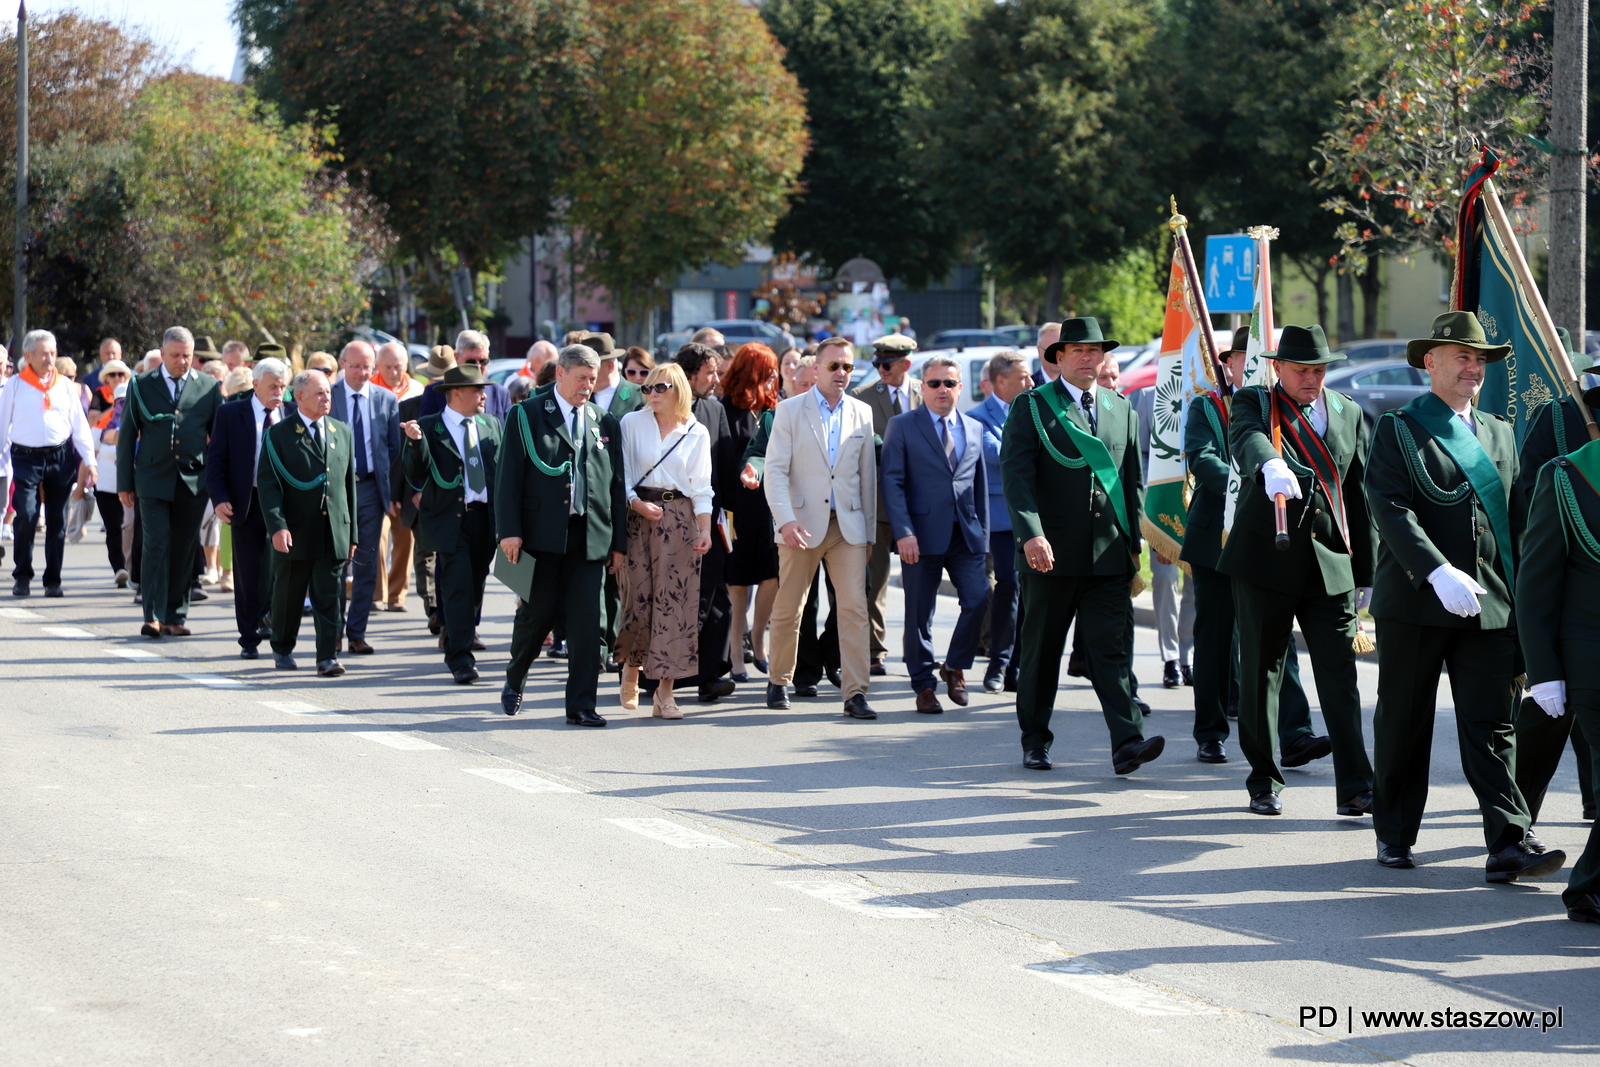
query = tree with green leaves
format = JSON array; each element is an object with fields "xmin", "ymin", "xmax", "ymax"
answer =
[
  {"xmin": 761, "ymin": 0, "xmax": 973, "ymax": 288},
  {"xmin": 917, "ymin": 0, "xmax": 1168, "ymax": 321},
  {"xmin": 566, "ymin": 0, "xmax": 807, "ymax": 344}
]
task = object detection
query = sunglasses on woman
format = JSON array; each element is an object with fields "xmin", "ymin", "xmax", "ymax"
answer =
[
  {"xmin": 923, "ymin": 378, "xmax": 960, "ymax": 390},
  {"xmin": 641, "ymin": 382, "xmax": 676, "ymax": 395},
  {"xmin": 624, "ymin": 367, "xmax": 649, "ymax": 379}
]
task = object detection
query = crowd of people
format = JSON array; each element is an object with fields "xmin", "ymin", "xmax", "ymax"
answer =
[{"xmin": 0, "ymin": 308, "xmax": 1598, "ymax": 925}]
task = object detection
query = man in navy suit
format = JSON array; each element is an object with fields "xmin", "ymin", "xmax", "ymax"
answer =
[
  {"xmin": 881, "ymin": 355, "xmax": 990, "ymax": 713},
  {"xmin": 969, "ymin": 350, "xmax": 1032, "ymax": 692},
  {"xmin": 205, "ymin": 357, "xmax": 290, "ymax": 658},
  {"xmin": 330, "ymin": 340, "xmax": 401, "ymax": 653}
]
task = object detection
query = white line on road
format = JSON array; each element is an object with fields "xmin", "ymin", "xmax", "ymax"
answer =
[
  {"xmin": 177, "ymin": 673, "xmax": 251, "ymax": 689},
  {"xmin": 464, "ymin": 767, "xmax": 580, "ymax": 793},
  {"xmin": 607, "ymin": 817, "xmax": 738, "ymax": 849},
  {"xmin": 1022, "ymin": 960, "xmax": 1220, "ymax": 1016},
  {"xmin": 41, "ymin": 625, "xmax": 95, "ymax": 639},
  {"xmin": 352, "ymin": 731, "xmax": 446, "ymax": 751},
  {"xmin": 777, "ymin": 880, "xmax": 941, "ymax": 918},
  {"xmin": 260, "ymin": 700, "xmax": 338, "ymax": 716},
  {"xmin": 0, "ymin": 607, "xmax": 47, "ymax": 620},
  {"xmin": 111, "ymin": 648, "xmax": 164, "ymax": 660}
]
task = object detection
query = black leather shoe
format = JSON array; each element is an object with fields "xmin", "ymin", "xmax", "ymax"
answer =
[
  {"xmin": 1023, "ymin": 748, "xmax": 1052, "ymax": 770},
  {"xmin": 565, "ymin": 708, "xmax": 607, "ymax": 727},
  {"xmin": 1112, "ymin": 735, "xmax": 1165, "ymax": 775},
  {"xmin": 1003, "ymin": 675, "xmax": 1017, "ymax": 693},
  {"xmin": 869, "ymin": 660, "xmax": 887, "ymax": 677},
  {"xmin": 274, "ymin": 653, "xmax": 297, "ymax": 670},
  {"xmin": 1248, "ymin": 792, "xmax": 1283, "ymax": 815},
  {"xmin": 43, "ymin": 584, "xmax": 63, "ymax": 598},
  {"xmin": 501, "ymin": 686, "xmax": 522, "ymax": 716},
  {"xmin": 1226, "ymin": 699, "xmax": 1238, "ymax": 719},
  {"xmin": 11, "ymin": 580, "xmax": 28, "ymax": 597},
  {"xmin": 1523, "ymin": 830, "xmax": 1547, "ymax": 854},
  {"xmin": 983, "ymin": 674, "xmax": 1004, "ymax": 694},
  {"xmin": 452, "ymin": 667, "xmax": 480, "ymax": 685},
  {"xmin": 428, "ymin": 613, "xmax": 443, "ymax": 636},
  {"xmin": 316, "ymin": 659, "xmax": 345, "ymax": 677},
  {"xmin": 793, "ymin": 684, "xmax": 819, "ymax": 697},
  {"xmin": 698, "ymin": 678, "xmax": 736, "ymax": 703},
  {"xmin": 826, "ymin": 667, "xmax": 842, "ymax": 688},
  {"xmin": 766, "ymin": 683, "xmax": 790, "ymax": 710},
  {"xmin": 1180, "ymin": 664, "xmax": 1194, "ymax": 686},
  {"xmin": 1162, "ymin": 660, "xmax": 1181, "ymax": 688},
  {"xmin": 1281, "ymin": 733, "xmax": 1333, "ymax": 768},
  {"xmin": 1132, "ymin": 696, "xmax": 1153, "ymax": 717},
  {"xmin": 730, "ymin": 671, "xmax": 750, "ymax": 683},
  {"xmin": 1567, "ymin": 894, "xmax": 1600, "ymax": 923},
  {"xmin": 189, "ymin": 585, "xmax": 208, "ymax": 602},
  {"xmin": 141, "ymin": 622, "xmax": 162, "ymax": 639},
  {"xmin": 1336, "ymin": 789, "xmax": 1374, "ymax": 817},
  {"xmin": 1196, "ymin": 740, "xmax": 1228, "ymax": 764},
  {"xmin": 1486, "ymin": 841, "xmax": 1567, "ymax": 883},
  {"xmin": 843, "ymin": 694, "xmax": 878, "ymax": 719},
  {"xmin": 239, "ymin": 647, "xmax": 259, "ymax": 660},
  {"xmin": 1377, "ymin": 842, "xmax": 1416, "ymax": 868},
  {"xmin": 471, "ymin": 638, "xmax": 487, "ymax": 651}
]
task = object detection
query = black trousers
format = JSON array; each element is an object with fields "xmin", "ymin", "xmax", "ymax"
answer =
[
  {"xmin": 1372, "ymin": 621, "xmax": 1529, "ymax": 852},
  {"xmin": 986, "ymin": 530, "xmax": 1020, "ymax": 683},
  {"xmin": 1192, "ymin": 563, "xmax": 1317, "ymax": 749},
  {"xmin": 1516, "ymin": 695, "xmax": 1598, "ymax": 824},
  {"xmin": 1563, "ymin": 689, "xmax": 1600, "ymax": 908},
  {"xmin": 686, "ymin": 532, "xmax": 732, "ymax": 687},
  {"xmin": 270, "ymin": 551, "xmax": 345, "ymax": 662},
  {"xmin": 9, "ymin": 443, "xmax": 76, "ymax": 587},
  {"xmin": 230, "ymin": 493, "xmax": 272, "ymax": 650},
  {"xmin": 795, "ymin": 564, "xmax": 840, "ymax": 687},
  {"xmin": 138, "ymin": 483, "xmax": 208, "ymax": 625},
  {"xmin": 94, "ymin": 490, "xmax": 126, "ymax": 575},
  {"xmin": 1016, "ymin": 572, "xmax": 1143, "ymax": 755},
  {"xmin": 436, "ymin": 506, "xmax": 495, "ymax": 674},
  {"xmin": 341, "ymin": 477, "xmax": 385, "ymax": 640},
  {"xmin": 505, "ymin": 516, "xmax": 604, "ymax": 715}
]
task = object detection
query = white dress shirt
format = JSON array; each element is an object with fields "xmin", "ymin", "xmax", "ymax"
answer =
[
  {"xmin": 620, "ymin": 409, "xmax": 713, "ymax": 516},
  {"xmin": 592, "ymin": 383, "xmax": 619, "ymax": 412},
  {"xmin": 251, "ymin": 396, "xmax": 280, "ymax": 487},
  {"xmin": 161, "ymin": 366, "xmax": 192, "ymax": 401},
  {"xmin": 300, "ymin": 411, "xmax": 325, "ymax": 439},
  {"xmin": 0, "ymin": 370, "xmax": 97, "ymax": 478},
  {"xmin": 1306, "ymin": 392, "xmax": 1328, "ymax": 437},
  {"xmin": 340, "ymin": 380, "xmax": 375, "ymax": 474},
  {"xmin": 552, "ymin": 391, "xmax": 585, "ymax": 516},
  {"xmin": 443, "ymin": 406, "xmax": 489, "ymax": 504},
  {"xmin": 884, "ymin": 381, "xmax": 910, "ymax": 414}
]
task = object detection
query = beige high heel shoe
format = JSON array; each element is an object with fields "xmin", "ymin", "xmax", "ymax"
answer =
[
  {"xmin": 657, "ymin": 685, "xmax": 683, "ymax": 720},
  {"xmin": 621, "ymin": 665, "xmax": 640, "ymax": 710}
]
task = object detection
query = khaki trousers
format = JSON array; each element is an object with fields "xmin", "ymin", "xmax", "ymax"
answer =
[
  {"xmin": 770, "ymin": 516, "xmax": 871, "ymax": 700},
  {"xmin": 375, "ymin": 515, "xmax": 413, "ymax": 607}
]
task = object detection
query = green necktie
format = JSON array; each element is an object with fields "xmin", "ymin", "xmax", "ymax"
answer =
[
  {"xmin": 570, "ymin": 405, "xmax": 586, "ymax": 516},
  {"xmin": 463, "ymin": 416, "xmax": 486, "ymax": 494}
]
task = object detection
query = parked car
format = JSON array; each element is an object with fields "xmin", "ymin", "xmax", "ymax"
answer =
[
  {"xmin": 687, "ymin": 319, "xmax": 799, "ymax": 353},
  {"xmin": 353, "ymin": 326, "xmax": 432, "ymax": 370},
  {"xmin": 923, "ymin": 328, "xmax": 1014, "ymax": 351},
  {"xmin": 1340, "ymin": 338, "xmax": 1409, "ymax": 363},
  {"xmin": 484, "ymin": 357, "xmax": 528, "ymax": 386},
  {"xmin": 996, "ymin": 324, "xmax": 1038, "ymax": 347},
  {"xmin": 1324, "ymin": 358, "xmax": 1428, "ymax": 429}
]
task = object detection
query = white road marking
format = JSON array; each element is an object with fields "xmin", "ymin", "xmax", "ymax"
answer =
[
  {"xmin": 260, "ymin": 700, "xmax": 337, "ymax": 716},
  {"xmin": 1022, "ymin": 960, "xmax": 1219, "ymax": 1016},
  {"xmin": 41, "ymin": 625, "xmax": 95, "ymax": 639},
  {"xmin": 606, "ymin": 817, "xmax": 738, "ymax": 849},
  {"xmin": 464, "ymin": 767, "xmax": 580, "ymax": 793},
  {"xmin": 352, "ymin": 731, "xmax": 446, "ymax": 751},
  {"xmin": 111, "ymin": 648, "xmax": 163, "ymax": 660},
  {"xmin": 177, "ymin": 673, "xmax": 250, "ymax": 689},
  {"xmin": 0, "ymin": 607, "xmax": 47, "ymax": 620},
  {"xmin": 777, "ymin": 880, "xmax": 940, "ymax": 918}
]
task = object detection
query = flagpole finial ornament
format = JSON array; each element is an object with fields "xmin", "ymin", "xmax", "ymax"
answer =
[
  {"xmin": 1168, "ymin": 196, "xmax": 1187, "ymax": 233},
  {"xmin": 1245, "ymin": 225, "xmax": 1279, "ymax": 242}
]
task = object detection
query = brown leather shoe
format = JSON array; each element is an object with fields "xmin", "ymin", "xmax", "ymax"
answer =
[
  {"xmin": 159, "ymin": 623, "xmax": 191, "ymax": 637},
  {"xmin": 939, "ymin": 665, "xmax": 969, "ymax": 706},
  {"xmin": 915, "ymin": 688, "xmax": 943, "ymax": 714},
  {"xmin": 348, "ymin": 637, "xmax": 375, "ymax": 654}
]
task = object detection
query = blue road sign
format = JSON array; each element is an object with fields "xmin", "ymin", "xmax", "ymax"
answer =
[{"xmin": 1203, "ymin": 235, "xmax": 1256, "ymax": 314}]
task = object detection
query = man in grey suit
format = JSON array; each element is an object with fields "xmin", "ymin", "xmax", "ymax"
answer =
[
  {"xmin": 330, "ymin": 340, "xmax": 401, "ymax": 654},
  {"xmin": 881, "ymin": 355, "xmax": 990, "ymax": 713}
]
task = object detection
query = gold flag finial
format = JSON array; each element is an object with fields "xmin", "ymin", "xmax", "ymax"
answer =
[
  {"xmin": 1245, "ymin": 225, "xmax": 1280, "ymax": 242},
  {"xmin": 1168, "ymin": 196, "xmax": 1187, "ymax": 232}
]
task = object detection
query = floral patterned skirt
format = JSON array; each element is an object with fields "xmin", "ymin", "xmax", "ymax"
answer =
[{"xmin": 617, "ymin": 496, "xmax": 703, "ymax": 679}]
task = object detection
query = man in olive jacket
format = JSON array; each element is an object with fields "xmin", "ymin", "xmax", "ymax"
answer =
[
  {"xmin": 497, "ymin": 344, "xmax": 627, "ymax": 725},
  {"xmin": 116, "ymin": 326, "xmax": 224, "ymax": 637},
  {"xmin": 401, "ymin": 366, "xmax": 502, "ymax": 686},
  {"xmin": 257, "ymin": 369, "xmax": 358, "ymax": 677},
  {"xmin": 1219, "ymin": 324, "xmax": 1374, "ymax": 817},
  {"xmin": 1001, "ymin": 317, "xmax": 1162, "ymax": 776},
  {"xmin": 1366, "ymin": 311, "xmax": 1557, "ymax": 882}
]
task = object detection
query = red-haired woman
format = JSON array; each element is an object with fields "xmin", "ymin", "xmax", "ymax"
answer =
[{"xmin": 719, "ymin": 342, "xmax": 782, "ymax": 679}]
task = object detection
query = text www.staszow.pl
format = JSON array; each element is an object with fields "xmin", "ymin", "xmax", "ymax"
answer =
[{"xmin": 1300, "ymin": 1006, "xmax": 1564, "ymax": 1033}]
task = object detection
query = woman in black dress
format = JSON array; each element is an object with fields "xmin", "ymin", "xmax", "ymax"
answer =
[{"xmin": 719, "ymin": 343, "xmax": 781, "ymax": 679}]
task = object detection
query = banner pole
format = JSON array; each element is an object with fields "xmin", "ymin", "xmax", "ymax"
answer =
[{"xmin": 1169, "ymin": 197, "xmax": 1228, "ymax": 395}]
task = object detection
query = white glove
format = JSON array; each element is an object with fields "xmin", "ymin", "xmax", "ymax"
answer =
[
  {"xmin": 1427, "ymin": 563, "xmax": 1487, "ymax": 618},
  {"xmin": 1261, "ymin": 458, "xmax": 1302, "ymax": 500},
  {"xmin": 1354, "ymin": 587, "xmax": 1372, "ymax": 612},
  {"xmin": 1529, "ymin": 680, "xmax": 1567, "ymax": 719}
]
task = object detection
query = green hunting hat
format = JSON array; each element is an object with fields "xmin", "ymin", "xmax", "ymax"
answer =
[
  {"xmin": 1405, "ymin": 311, "xmax": 1510, "ymax": 368},
  {"xmin": 1228, "ymin": 326, "xmax": 1251, "ymax": 354},
  {"xmin": 870, "ymin": 334, "xmax": 917, "ymax": 362},
  {"xmin": 193, "ymin": 336, "xmax": 223, "ymax": 362},
  {"xmin": 1272, "ymin": 324, "xmax": 1345, "ymax": 366},
  {"xmin": 253, "ymin": 342, "xmax": 286, "ymax": 364},
  {"xmin": 578, "ymin": 332, "xmax": 619, "ymax": 358},
  {"xmin": 435, "ymin": 364, "xmax": 488, "ymax": 390},
  {"xmin": 1042, "ymin": 317, "xmax": 1119, "ymax": 364}
]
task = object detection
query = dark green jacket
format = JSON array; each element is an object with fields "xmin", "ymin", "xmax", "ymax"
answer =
[
  {"xmin": 1178, "ymin": 391, "xmax": 1231, "ymax": 570},
  {"xmin": 741, "ymin": 408, "xmax": 775, "ymax": 482},
  {"xmin": 1517, "ymin": 457, "xmax": 1600, "ymax": 689},
  {"xmin": 1218, "ymin": 385, "xmax": 1374, "ymax": 596},
  {"xmin": 1000, "ymin": 379, "xmax": 1144, "ymax": 577},
  {"xmin": 401, "ymin": 411, "xmax": 503, "ymax": 554},
  {"xmin": 1515, "ymin": 389, "xmax": 1600, "ymax": 517},
  {"xmin": 256, "ymin": 415, "xmax": 358, "ymax": 560},
  {"xmin": 1365, "ymin": 403, "xmax": 1522, "ymax": 630},
  {"xmin": 116, "ymin": 368, "xmax": 224, "ymax": 499},
  {"xmin": 604, "ymin": 382, "xmax": 643, "ymax": 420},
  {"xmin": 495, "ymin": 394, "xmax": 626, "ymax": 560}
]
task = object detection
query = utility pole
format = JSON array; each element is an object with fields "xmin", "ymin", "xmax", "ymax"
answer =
[
  {"xmin": 1548, "ymin": 0, "xmax": 1588, "ymax": 342},
  {"xmin": 13, "ymin": 1, "xmax": 26, "ymax": 352}
]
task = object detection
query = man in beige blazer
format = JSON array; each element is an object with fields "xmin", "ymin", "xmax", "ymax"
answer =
[{"xmin": 765, "ymin": 336, "xmax": 880, "ymax": 718}]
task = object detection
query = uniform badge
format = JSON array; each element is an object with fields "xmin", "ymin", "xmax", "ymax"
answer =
[
  {"xmin": 544, "ymin": 400, "xmax": 556, "ymax": 413},
  {"xmin": 295, "ymin": 424, "xmax": 305, "ymax": 435},
  {"xmin": 468, "ymin": 456, "xmax": 480, "ymax": 467}
]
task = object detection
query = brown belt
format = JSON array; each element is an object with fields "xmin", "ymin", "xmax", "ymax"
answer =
[{"xmin": 635, "ymin": 487, "xmax": 687, "ymax": 503}]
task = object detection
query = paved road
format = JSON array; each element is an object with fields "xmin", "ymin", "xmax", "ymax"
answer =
[{"xmin": 2, "ymin": 535, "xmax": 1594, "ymax": 1065}]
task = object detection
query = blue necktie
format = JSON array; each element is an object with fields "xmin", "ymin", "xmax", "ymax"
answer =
[{"xmin": 352, "ymin": 393, "xmax": 369, "ymax": 477}]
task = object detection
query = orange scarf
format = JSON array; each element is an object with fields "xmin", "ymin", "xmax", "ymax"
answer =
[
  {"xmin": 19, "ymin": 365, "xmax": 64, "ymax": 409},
  {"xmin": 98, "ymin": 383, "xmax": 116, "ymax": 404}
]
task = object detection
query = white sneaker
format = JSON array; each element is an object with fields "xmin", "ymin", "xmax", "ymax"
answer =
[
  {"xmin": 1, "ymin": 524, "xmax": 12, "ymax": 540},
  {"xmin": 115, "ymin": 569, "xmax": 129, "ymax": 588}
]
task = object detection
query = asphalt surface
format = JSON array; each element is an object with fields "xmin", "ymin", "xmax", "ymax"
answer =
[{"xmin": 2, "ymin": 532, "xmax": 1595, "ymax": 1065}]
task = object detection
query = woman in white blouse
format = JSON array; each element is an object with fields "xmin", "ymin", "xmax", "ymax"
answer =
[{"xmin": 615, "ymin": 361, "xmax": 713, "ymax": 718}]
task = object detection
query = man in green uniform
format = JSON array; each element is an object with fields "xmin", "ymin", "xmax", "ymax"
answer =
[
  {"xmin": 1001, "ymin": 317, "xmax": 1163, "ymax": 775},
  {"xmin": 1517, "ymin": 427, "xmax": 1600, "ymax": 921},
  {"xmin": 1181, "ymin": 328, "xmax": 1328, "ymax": 767},
  {"xmin": 1220, "ymin": 325, "xmax": 1375, "ymax": 817},
  {"xmin": 401, "ymin": 366, "xmax": 502, "ymax": 685},
  {"xmin": 257, "ymin": 369, "xmax": 358, "ymax": 677},
  {"xmin": 117, "ymin": 326, "xmax": 224, "ymax": 638},
  {"xmin": 1514, "ymin": 328, "xmax": 1599, "ymax": 828},
  {"xmin": 1366, "ymin": 311, "xmax": 1559, "ymax": 881},
  {"xmin": 497, "ymin": 344, "xmax": 627, "ymax": 725}
]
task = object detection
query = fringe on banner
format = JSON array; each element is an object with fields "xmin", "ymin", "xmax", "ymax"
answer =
[
  {"xmin": 1139, "ymin": 513, "xmax": 1184, "ymax": 574},
  {"xmin": 1352, "ymin": 618, "xmax": 1375, "ymax": 654}
]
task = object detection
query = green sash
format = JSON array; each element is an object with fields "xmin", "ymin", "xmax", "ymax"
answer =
[
  {"xmin": 1029, "ymin": 381, "xmax": 1130, "ymax": 540},
  {"xmin": 1401, "ymin": 392, "xmax": 1514, "ymax": 593}
]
